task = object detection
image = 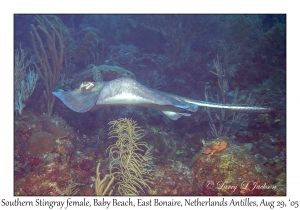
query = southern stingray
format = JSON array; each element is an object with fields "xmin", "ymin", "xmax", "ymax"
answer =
[{"xmin": 52, "ymin": 77, "xmax": 275, "ymax": 120}]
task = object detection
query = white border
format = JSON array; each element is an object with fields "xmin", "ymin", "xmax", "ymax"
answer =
[{"xmin": 2, "ymin": 1, "xmax": 298, "ymax": 209}]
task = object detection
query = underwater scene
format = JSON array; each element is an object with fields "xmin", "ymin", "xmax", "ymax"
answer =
[{"xmin": 14, "ymin": 14, "xmax": 286, "ymax": 196}]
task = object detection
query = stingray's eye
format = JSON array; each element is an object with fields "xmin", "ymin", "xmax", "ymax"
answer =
[{"xmin": 80, "ymin": 81, "xmax": 95, "ymax": 90}]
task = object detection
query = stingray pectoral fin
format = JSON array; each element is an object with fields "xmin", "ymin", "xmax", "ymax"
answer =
[
  {"xmin": 52, "ymin": 81, "xmax": 105, "ymax": 113},
  {"xmin": 52, "ymin": 91, "xmax": 99, "ymax": 113},
  {"xmin": 161, "ymin": 111, "xmax": 192, "ymax": 120},
  {"xmin": 161, "ymin": 103, "xmax": 197, "ymax": 120}
]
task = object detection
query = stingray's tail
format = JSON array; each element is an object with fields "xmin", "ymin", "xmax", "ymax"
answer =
[{"xmin": 185, "ymin": 100, "xmax": 276, "ymax": 113}]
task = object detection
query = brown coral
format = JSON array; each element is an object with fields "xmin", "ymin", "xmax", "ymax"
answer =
[
  {"xmin": 37, "ymin": 115, "xmax": 69, "ymax": 139},
  {"xmin": 26, "ymin": 132, "xmax": 56, "ymax": 157},
  {"xmin": 204, "ymin": 139, "xmax": 227, "ymax": 156}
]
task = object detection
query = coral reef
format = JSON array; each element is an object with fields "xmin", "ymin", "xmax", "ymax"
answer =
[
  {"xmin": 150, "ymin": 161, "xmax": 194, "ymax": 195},
  {"xmin": 192, "ymin": 142, "xmax": 284, "ymax": 195}
]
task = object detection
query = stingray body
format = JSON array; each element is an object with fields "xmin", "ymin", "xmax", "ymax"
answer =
[{"xmin": 52, "ymin": 77, "xmax": 274, "ymax": 120}]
